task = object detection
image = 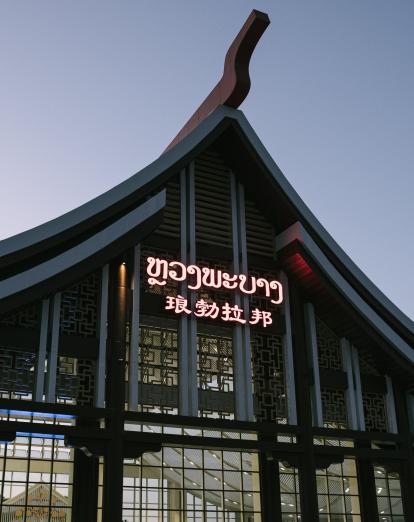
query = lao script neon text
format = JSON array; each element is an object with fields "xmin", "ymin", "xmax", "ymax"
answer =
[
  {"xmin": 147, "ymin": 257, "xmax": 283, "ymax": 304},
  {"xmin": 165, "ymin": 295, "xmax": 272, "ymax": 328}
]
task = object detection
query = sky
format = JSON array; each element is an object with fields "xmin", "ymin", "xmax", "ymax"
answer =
[{"xmin": 0, "ymin": 1, "xmax": 413, "ymax": 320}]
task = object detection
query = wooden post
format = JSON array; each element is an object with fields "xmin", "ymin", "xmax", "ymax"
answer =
[
  {"xmin": 102, "ymin": 259, "xmax": 129, "ymax": 522},
  {"xmin": 290, "ymin": 283, "xmax": 319, "ymax": 521}
]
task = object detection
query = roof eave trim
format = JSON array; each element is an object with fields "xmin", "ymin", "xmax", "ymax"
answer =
[
  {"xmin": 227, "ymin": 110, "xmax": 414, "ymax": 338},
  {"xmin": 0, "ymin": 191, "xmax": 165, "ymax": 313},
  {"xmin": 275, "ymin": 222, "xmax": 414, "ymax": 364},
  {"xmin": 0, "ymin": 107, "xmax": 234, "ymax": 269}
]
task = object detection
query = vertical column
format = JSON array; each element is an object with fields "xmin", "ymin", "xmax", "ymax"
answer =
[
  {"xmin": 406, "ymin": 392, "xmax": 414, "ymax": 432},
  {"xmin": 230, "ymin": 173, "xmax": 246, "ymax": 420},
  {"xmin": 355, "ymin": 443, "xmax": 379, "ymax": 522},
  {"xmin": 178, "ymin": 164, "xmax": 198, "ymax": 417},
  {"xmin": 102, "ymin": 260, "xmax": 128, "ymax": 522},
  {"xmin": 187, "ymin": 163, "xmax": 198, "ymax": 416},
  {"xmin": 351, "ymin": 345, "xmax": 366, "ymax": 430},
  {"xmin": 178, "ymin": 168, "xmax": 189, "ymax": 415},
  {"xmin": 392, "ymin": 383, "xmax": 414, "ymax": 521},
  {"xmin": 73, "ymin": 270, "xmax": 103, "ymax": 522},
  {"xmin": 279, "ymin": 272, "xmax": 297, "ymax": 425},
  {"xmin": 340, "ymin": 338, "xmax": 358, "ymax": 430},
  {"xmin": 72, "ymin": 448, "xmax": 99, "ymax": 522},
  {"xmin": 290, "ymin": 284, "xmax": 319, "ymax": 521},
  {"xmin": 128, "ymin": 246, "xmax": 141, "ymax": 411},
  {"xmin": 95, "ymin": 265, "xmax": 109, "ymax": 408},
  {"xmin": 237, "ymin": 182, "xmax": 254, "ymax": 421},
  {"xmin": 385, "ymin": 375, "xmax": 398, "ymax": 433},
  {"xmin": 229, "ymin": 174, "xmax": 254, "ymax": 421},
  {"xmin": 45, "ymin": 292, "xmax": 61, "ymax": 403},
  {"xmin": 34, "ymin": 298, "xmax": 50, "ymax": 402},
  {"xmin": 258, "ymin": 447, "xmax": 282, "ymax": 522},
  {"xmin": 304, "ymin": 303, "xmax": 323, "ymax": 427}
]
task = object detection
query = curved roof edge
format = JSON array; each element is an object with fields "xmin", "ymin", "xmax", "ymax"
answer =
[
  {"xmin": 0, "ymin": 191, "xmax": 165, "ymax": 313},
  {"xmin": 1, "ymin": 105, "xmax": 412, "ymax": 343},
  {"xmin": 275, "ymin": 222, "xmax": 414, "ymax": 365},
  {"xmin": 226, "ymin": 108, "xmax": 414, "ymax": 340},
  {"xmin": 0, "ymin": 111, "xmax": 231, "ymax": 270}
]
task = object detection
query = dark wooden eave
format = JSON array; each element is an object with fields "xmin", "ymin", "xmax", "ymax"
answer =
[{"xmin": 0, "ymin": 107, "xmax": 412, "ymax": 366}]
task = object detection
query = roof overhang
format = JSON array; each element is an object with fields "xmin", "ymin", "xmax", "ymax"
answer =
[
  {"xmin": 0, "ymin": 105, "xmax": 412, "ymax": 355},
  {"xmin": 276, "ymin": 222, "xmax": 414, "ymax": 367},
  {"xmin": 0, "ymin": 191, "xmax": 165, "ymax": 313}
]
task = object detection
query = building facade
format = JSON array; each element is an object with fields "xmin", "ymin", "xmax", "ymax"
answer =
[{"xmin": 1, "ymin": 11, "xmax": 414, "ymax": 522}]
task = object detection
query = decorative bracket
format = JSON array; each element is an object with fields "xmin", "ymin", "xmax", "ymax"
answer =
[{"xmin": 164, "ymin": 9, "xmax": 270, "ymax": 152}]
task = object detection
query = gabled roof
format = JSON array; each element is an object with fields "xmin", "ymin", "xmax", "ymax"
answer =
[
  {"xmin": 2, "ymin": 482, "xmax": 68, "ymax": 506},
  {"xmin": 0, "ymin": 106, "xmax": 412, "ymax": 362}
]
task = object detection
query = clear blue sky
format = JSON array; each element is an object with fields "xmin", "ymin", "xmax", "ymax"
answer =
[{"xmin": 1, "ymin": 1, "xmax": 413, "ymax": 320}]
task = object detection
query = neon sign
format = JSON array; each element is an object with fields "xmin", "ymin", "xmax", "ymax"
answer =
[
  {"xmin": 165, "ymin": 295, "xmax": 273, "ymax": 327},
  {"xmin": 146, "ymin": 257, "xmax": 284, "ymax": 328},
  {"xmin": 146, "ymin": 257, "xmax": 283, "ymax": 304}
]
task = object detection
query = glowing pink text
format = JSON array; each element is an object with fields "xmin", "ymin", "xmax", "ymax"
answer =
[
  {"xmin": 147, "ymin": 257, "xmax": 283, "ymax": 304},
  {"xmin": 165, "ymin": 295, "xmax": 273, "ymax": 328}
]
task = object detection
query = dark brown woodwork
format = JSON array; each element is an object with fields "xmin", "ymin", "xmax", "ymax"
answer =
[
  {"xmin": 102, "ymin": 259, "xmax": 129, "ymax": 522},
  {"xmin": 289, "ymin": 282, "xmax": 319, "ymax": 521},
  {"xmin": 259, "ymin": 441, "xmax": 283, "ymax": 522},
  {"xmin": 165, "ymin": 10, "xmax": 270, "ymax": 152},
  {"xmin": 393, "ymin": 384, "xmax": 414, "ymax": 521},
  {"xmin": 355, "ymin": 441, "xmax": 379, "ymax": 522}
]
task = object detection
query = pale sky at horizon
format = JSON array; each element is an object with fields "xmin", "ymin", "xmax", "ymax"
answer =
[{"xmin": 1, "ymin": 1, "xmax": 413, "ymax": 320}]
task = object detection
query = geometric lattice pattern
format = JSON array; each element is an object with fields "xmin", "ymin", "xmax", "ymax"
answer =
[
  {"xmin": 363, "ymin": 392, "xmax": 388, "ymax": 432},
  {"xmin": 321, "ymin": 387, "xmax": 348, "ymax": 429},
  {"xmin": 197, "ymin": 334, "xmax": 233, "ymax": 393},
  {"xmin": 56, "ymin": 356, "xmax": 96, "ymax": 406},
  {"xmin": 60, "ymin": 271, "xmax": 99, "ymax": 338},
  {"xmin": 0, "ymin": 302, "xmax": 40, "ymax": 330},
  {"xmin": 139, "ymin": 326, "xmax": 178, "ymax": 387},
  {"xmin": 316, "ymin": 459, "xmax": 360, "ymax": 521},
  {"xmin": 0, "ymin": 348, "xmax": 35, "ymax": 399},
  {"xmin": 374, "ymin": 466, "xmax": 405, "ymax": 521},
  {"xmin": 197, "ymin": 333, "xmax": 234, "ymax": 419},
  {"xmin": 315, "ymin": 316, "xmax": 342, "ymax": 371},
  {"xmin": 358, "ymin": 349, "xmax": 381, "ymax": 376},
  {"xmin": 77, "ymin": 358, "xmax": 96, "ymax": 406},
  {"xmin": 139, "ymin": 325, "xmax": 178, "ymax": 413},
  {"xmin": 251, "ymin": 333, "xmax": 287, "ymax": 423}
]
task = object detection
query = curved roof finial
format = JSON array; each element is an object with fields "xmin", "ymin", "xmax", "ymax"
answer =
[{"xmin": 164, "ymin": 9, "xmax": 270, "ymax": 152}]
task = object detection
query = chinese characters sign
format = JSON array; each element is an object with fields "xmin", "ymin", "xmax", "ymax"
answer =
[
  {"xmin": 165, "ymin": 296, "xmax": 273, "ymax": 328},
  {"xmin": 146, "ymin": 257, "xmax": 283, "ymax": 328}
]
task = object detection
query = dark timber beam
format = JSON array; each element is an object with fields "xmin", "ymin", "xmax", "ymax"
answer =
[
  {"xmin": 290, "ymin": 282, "xmax": 319, "ymax": 521},
  {"xmin": 102, "ymin": 259, "xmax": 128, "ymax": 522},
  {"xmin": 259, "ymin": 439, "xmax": 282, "ymax": 522},
  {"xmin": 355, "ymin": 441, "xmax": 379, "ymax": 522},
  {"xmin": 393, "ymin": 384, "xmax": 414, "ymax": 521}
]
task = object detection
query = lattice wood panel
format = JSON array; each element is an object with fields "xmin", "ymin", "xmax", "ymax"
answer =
[
  {"xmin": 363, "ymin": 391, "xmax": 388, "ymax": 432},
  {"xmin": 321, "ymin": 387, "xmax": 348, "ymax": 428},
  {"xmin": 60, "ymin": 272, "xmax": 100, "ymax": 338},
  {"xmin": 315, "ymin": 316, "xmax": 342, "ymax": 371},
  {"xmin": 251, "ymin": 333, "xmax": 287, "ymax": 423},
  {"xmin": 0, "ymin": 303, "xmax": 40, "ymax": 330}
]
